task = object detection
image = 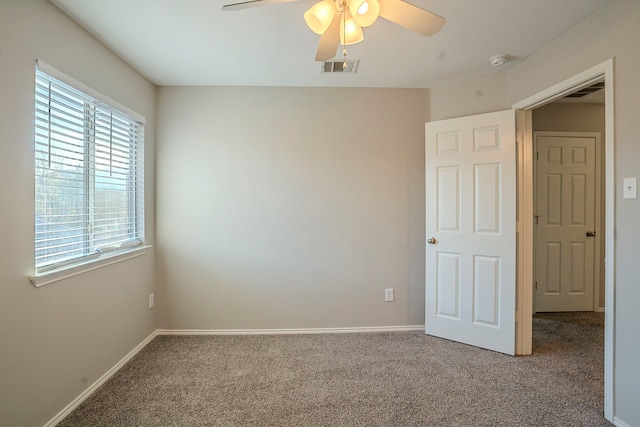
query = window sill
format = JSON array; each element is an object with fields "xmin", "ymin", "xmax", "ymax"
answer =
[{"xmin": 29, "ymin": 245, "xmax": 152, "ymax": 288}]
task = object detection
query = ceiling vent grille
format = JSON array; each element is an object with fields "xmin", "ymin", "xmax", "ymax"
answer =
[
  {"xmin": 322, "ymin": 60, "xmax": 359, "ymax": 74},
  {"xmin": 565, "ymin": 82, "xmax": 605, "ymax": 98}
]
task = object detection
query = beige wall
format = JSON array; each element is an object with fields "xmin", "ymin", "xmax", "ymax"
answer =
[
  {"xmin": 532, "ymin": 102, "xmax": 606, "ymax": 309},
  {"xmin": 533, "ymin": 103, "xmax": 605, "ymax": 134},
  {"xmin": 156, "ymin": 86, "xmax": 429, "ymax": 330},
  {"xmin": 0, "ymin": 1, "xmax": 157, "ymax": 426},
  {"xmin": 429, "ymin": 70, "xmax": 510, "ymax": 121}
]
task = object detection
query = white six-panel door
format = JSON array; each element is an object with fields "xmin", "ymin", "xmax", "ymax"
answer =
[
  {"xmin": 425, "ymin": 110, "xmax": 516, "ymax": 355},
  {"xmin": 534, "ymin": 132, "xmax": 598, "ymax": 312}
]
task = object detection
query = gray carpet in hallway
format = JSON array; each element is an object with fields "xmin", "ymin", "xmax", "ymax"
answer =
[{"xmin": 58, "ymin": 312, "xmax": 608, "ymax": 426}]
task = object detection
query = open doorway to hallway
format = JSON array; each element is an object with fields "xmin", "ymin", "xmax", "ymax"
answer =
[{"xmin": 531, "ymin": 82, "xmax": 606, "ymax": 314}]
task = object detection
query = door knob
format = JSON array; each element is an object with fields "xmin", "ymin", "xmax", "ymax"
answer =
[
  {"xmin": 427, "ymin": 237, "xmax": 437, "ymax": 245},
  {"xmin": 586, "ymin": 231, "xmax": 596, "ymax": 237}
]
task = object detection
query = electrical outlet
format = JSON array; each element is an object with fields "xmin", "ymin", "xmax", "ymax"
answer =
[
  {"xmin": 148, "ymin": 293, "xmax": 154, "ymax": 309},
  {"xmin": 384, "ymin": 288, "xmax": 394, "ymax": 302}
]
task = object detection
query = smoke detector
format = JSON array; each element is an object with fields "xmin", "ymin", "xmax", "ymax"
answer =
[{"xmin": 489, "ymin": 55, "xmax": 508, "ymax": 67}]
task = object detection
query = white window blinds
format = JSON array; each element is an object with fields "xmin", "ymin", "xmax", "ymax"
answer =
[{"xmin": 34, "ymin": 65, "xmax": 145, "ymax": 272}]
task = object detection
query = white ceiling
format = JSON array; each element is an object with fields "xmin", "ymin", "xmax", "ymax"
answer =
[{"xmin": 50, "ymin": 0, "xmax": 609, "ymax": 88}]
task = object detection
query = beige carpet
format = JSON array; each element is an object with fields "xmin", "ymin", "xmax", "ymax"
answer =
[{"xmin": 59, "ymin": 312, "xmax": 609, "ymax": 426}]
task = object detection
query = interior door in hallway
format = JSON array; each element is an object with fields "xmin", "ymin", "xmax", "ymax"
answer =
[
  {"xmin": 425, "ymin": 110, "xmax": 516, "ymax": 355},
  {"xmin": 534, "ymin": 132, "xmax": 599, "ymax": 312}
]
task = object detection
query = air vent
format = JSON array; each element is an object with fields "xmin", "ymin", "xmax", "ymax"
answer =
[
  {"xmin": 321, "ymin": 59, "xmax": 359, "ymax": 74},
  {"xmin": 565, "ymin": 82, "xmax": 605, "ymax": 98}
]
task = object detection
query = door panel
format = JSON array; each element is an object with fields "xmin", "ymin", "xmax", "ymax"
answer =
[
  {"xmin": 545, "ymin": 242, "xmax": 561, "ymax": 294},
  {"xmin": 473, "ymin": 255, "xmax": 500, "ymax": 326},
  {"xmin": 570, "ymin": 242, "xmax": 586, "ymax": 293},
  {"xmin": 426, "ymin": 110, "xmax": 516, "ymax": 355},
  {"xmin": 475, "ymin": 163, "xmax": 501, "ymax": 233},
  {"xmin": 436, "ymin": 252, "xmax": 460, "ymax": 318},
  {"xmin": 437, "ymin": 166, "xmax": 460, "ymax": 231}
]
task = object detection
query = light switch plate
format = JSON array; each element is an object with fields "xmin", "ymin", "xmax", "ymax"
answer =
[
  {"xmin": 384, "ymin": 288, "xmax": 394, "ymax": 302},
  {"xmin": 623, "ymin": 177, "xmax": 637, "ymax": 199}
]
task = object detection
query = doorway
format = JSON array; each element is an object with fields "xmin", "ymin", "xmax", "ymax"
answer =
[{"xmin": 513, "ymin": 59, "xmax": 615, "ymax": 422}]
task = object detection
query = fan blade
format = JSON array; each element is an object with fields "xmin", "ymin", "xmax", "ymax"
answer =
[
  {"xmin": 315, "ymin": 14, "xmax": 340, "ymax": 61},
  {"xmin": 378, "ymin": 0, "xmax": 445, "ymax": 37},
  {"xmin": 222, "ymin": 0, "xmax": 300, "ymax": 11}
]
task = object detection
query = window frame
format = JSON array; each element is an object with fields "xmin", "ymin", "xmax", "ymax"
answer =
[{"xmin": 30, "ymin": 61, "xmax": 148, "ymax": 287}]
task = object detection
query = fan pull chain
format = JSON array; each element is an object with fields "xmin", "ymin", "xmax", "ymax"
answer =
[{"xmin": 342, "ymin": 2, "xmax": 347, "ymax": 70}]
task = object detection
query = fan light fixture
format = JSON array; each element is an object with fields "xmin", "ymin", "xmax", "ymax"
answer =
[
  {"xmin": 305, "ymin": 0, "xmax": 380, "ymax": 45},
  {"xmin": 304, "ymin": 0, "xmax": 337, "ymax": 35},
  {"xmin": 349, "ymin": 0, "xmax": 380, "ymax": 27},
  {"xmin": 222, "ymin": 0, "xmax": 446, "ymax": 63},
  {"xmin": 340, "ymin": 8, "xmax": 364, "ymax": 45}
]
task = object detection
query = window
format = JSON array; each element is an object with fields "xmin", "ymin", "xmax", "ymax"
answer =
[{"xmin": 33, "ymin": 64, "xmax": 145, "ymax": 279}]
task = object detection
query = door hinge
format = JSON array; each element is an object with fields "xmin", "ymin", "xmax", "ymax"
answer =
[
  {"xmin": 535, "ymin": 281, "xmax": 538, "ymax": 290},
  {"xmin": 536, "ymin": 151, "xmax": 539, "ymax": 160}
]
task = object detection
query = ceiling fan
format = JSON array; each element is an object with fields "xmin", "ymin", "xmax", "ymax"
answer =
[{"xmin": 222, "ymin": 0, "xmax": 445, "ymax": 62}]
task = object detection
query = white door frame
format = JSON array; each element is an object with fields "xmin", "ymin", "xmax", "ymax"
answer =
[{"xmin": 512, "ymin": 58, "xmax": 615, "ymax": 422}]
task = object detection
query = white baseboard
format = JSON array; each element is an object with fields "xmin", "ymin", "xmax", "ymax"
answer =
[
  {"xmin": 157, "ymin": 325, "xmax": 425, "ymax": 336},
  {"xmin": 613, "ymin": 416, "xmax": 631, "ymax": 427},
  {"xmin": 44, "ymin": 330, "xmax": 158, "ymax": 427}
]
